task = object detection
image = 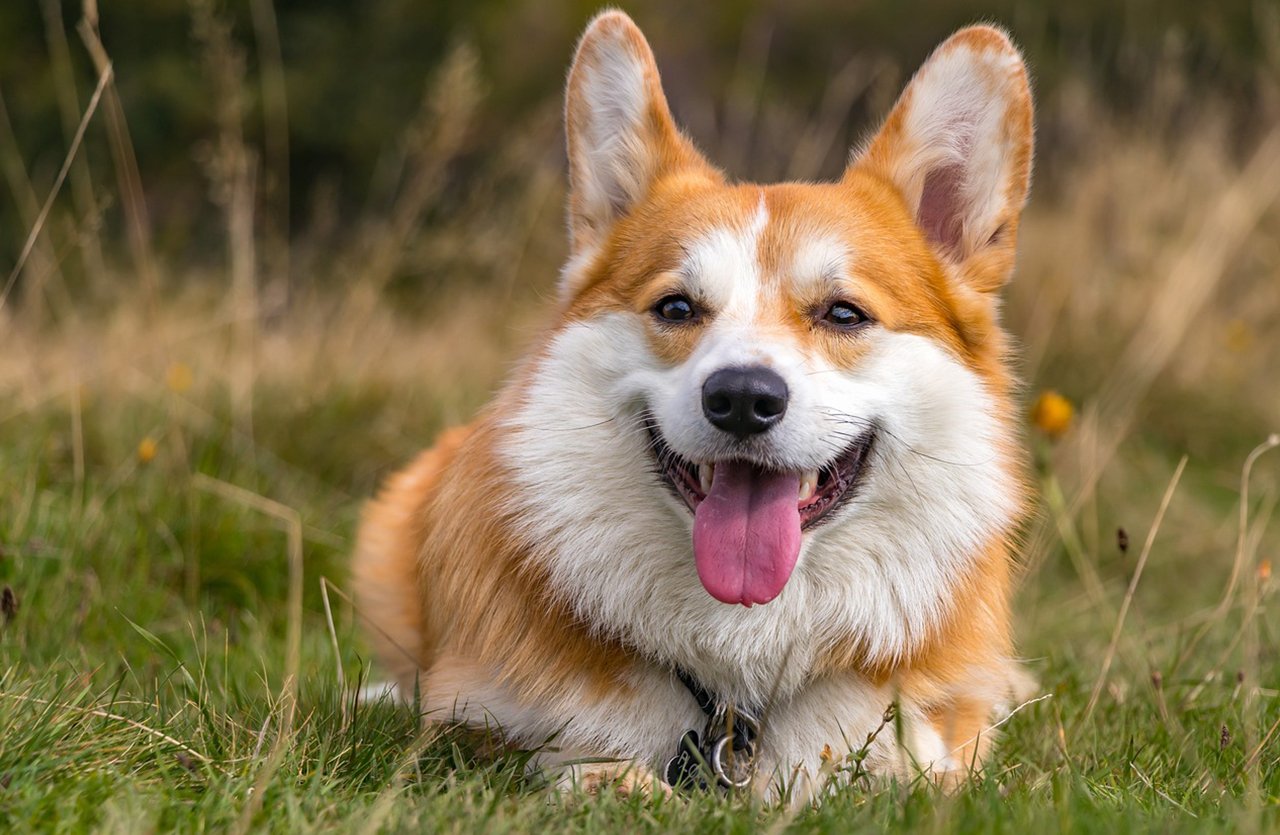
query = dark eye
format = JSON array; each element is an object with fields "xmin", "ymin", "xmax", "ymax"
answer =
[
  {"xmin": 655, "ymin": 295, "xmax": 697, "ymax": 323},
  {"xmin": 821, "ymin": 301, "xmax": 868, "ymax": 328}
]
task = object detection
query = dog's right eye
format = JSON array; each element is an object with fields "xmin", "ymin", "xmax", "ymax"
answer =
[{"xmin": 655, "ymin": 295, "xmax": 697, "ymax": 323}]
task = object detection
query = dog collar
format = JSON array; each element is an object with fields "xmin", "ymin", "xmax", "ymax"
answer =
[{"xmin": 664, "ymin": 668, "xmax": 762, "ymax": 791}]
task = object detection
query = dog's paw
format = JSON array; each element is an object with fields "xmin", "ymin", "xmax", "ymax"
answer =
[
  {"xmin": 572, "ymin": 762, "xmax": 673, "ymax": 800},
  {"xmin": 356, "ymin": 680, "xmax": 403, "ymax": 705},
  {"xmin": 930, "ymin": 763, "xmax": 976, "ymax": 794}
]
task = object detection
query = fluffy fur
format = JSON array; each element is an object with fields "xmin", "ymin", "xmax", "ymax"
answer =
[{"xmin": 352, "ymin": 11, "xmax": 1036, "ymax": 800}]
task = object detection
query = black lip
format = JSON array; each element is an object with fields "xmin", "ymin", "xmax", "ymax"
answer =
[{"xmin": 643, "ymin": 418, "xmax": 876, "ymax": 531}]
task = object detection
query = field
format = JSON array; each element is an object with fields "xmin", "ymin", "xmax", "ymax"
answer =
[{"xmin": 3, "ymin": 2, "xmax": 1280, "ymax": 832}]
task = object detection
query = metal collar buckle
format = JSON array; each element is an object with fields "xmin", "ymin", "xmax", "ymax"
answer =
[
  {"xmin": 666, "ymin": 702, "xmax": 760, "ymax": 791},
  {"xmin": 707, "ymin": 704, "xmax": 759, "ymax": 789}
]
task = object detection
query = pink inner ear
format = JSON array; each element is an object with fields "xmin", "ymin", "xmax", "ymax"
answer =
[{"xmin": 917, "ymin": 164, "xmax": 967, "ymax": 256}]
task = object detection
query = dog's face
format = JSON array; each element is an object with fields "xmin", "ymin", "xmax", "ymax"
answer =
[
  {"xmin": 504, "ymin": 13, "xmax": 1032, "ymax": 684},
  {"xmin": 568, "ymin": 180, "xmax": 1001, "ymax": 608}
]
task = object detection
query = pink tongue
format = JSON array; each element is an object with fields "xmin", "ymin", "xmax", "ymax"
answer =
[{"xmin": 692, "ymin": 462, "xmax": 801, "ymax": 606}]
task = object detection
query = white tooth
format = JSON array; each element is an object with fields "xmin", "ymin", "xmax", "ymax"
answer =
[
  {"xmin": 699, "ymin": 463, "xmax": 715, "ymax": 494},
  {"xmin": 798, "ymin": 470, "xmax": 819, "ymax": 503}
]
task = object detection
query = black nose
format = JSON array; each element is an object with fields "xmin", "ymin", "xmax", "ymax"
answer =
[{"xmin": 701, "ymin": 365, "xmax": 789, "ymax": 438}]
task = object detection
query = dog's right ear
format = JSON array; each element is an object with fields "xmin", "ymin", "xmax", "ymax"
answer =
[{"xmin": 564, "ymin": 12, "xmax": 715, "ymax": 267}]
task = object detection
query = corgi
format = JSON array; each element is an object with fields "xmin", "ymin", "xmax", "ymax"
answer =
[{"xmin": 353, "ymin": 10, "xmax": 1035, "ymax": 800}]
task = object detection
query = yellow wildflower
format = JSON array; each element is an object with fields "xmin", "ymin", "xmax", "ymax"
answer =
[
  {"xmin": 1031, "ymin": 390, "xmax": 1073, "ymax": 439},
  {"xmin": 1225, "ymin": 320, "xmax": 1253, "ymax": 354},
  {"xmin": 137, "ymin": 437, "xmax": 158, "ymax": 464},
  {"xmin": 166, "ymin": 361, "xmax": 194, "ymax": 394}
]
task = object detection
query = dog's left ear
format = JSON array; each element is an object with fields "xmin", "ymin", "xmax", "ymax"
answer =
[
  {"xmin": 849, "ymin": 26, "xmax": 1033, "ymax": 293},
  {"xmin": 564, "ymin": 12, "xmax": 716, "ymax": 268}
]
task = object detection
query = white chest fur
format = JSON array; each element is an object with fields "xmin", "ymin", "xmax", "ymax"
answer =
[{"xmin": 501, "ymin": 315, "xmax": 1017, "ymax": 708}]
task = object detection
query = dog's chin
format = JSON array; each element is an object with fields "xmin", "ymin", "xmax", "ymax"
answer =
[{"xmin": 643, "ymin": 418, "xmax": 877, "ymax": 531}]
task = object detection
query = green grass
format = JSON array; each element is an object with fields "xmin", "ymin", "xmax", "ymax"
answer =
[{"xmin": 1, "ymin": 318, "xmax": 1278, "ymax": 833}]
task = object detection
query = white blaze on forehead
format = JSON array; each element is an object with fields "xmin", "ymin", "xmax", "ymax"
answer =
[{"xmin": 679, "ymin": 196, "xmax": 768, "ymax": 319}]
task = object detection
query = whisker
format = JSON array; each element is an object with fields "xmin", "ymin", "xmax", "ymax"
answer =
[
  {"xmin": 529, "ymin": 416, "xmax": 618, "ymax": 432},
  {"xmin": 817, "ymin": 408, "xmax": 995, "ymax": 468}
]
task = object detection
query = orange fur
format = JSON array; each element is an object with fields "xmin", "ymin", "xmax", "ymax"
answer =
[{"xmin": 355, "ymin": 407, "xmax": 633, "ymax": 706}]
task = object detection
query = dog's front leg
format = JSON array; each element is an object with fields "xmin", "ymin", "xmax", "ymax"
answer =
[
  {"xmin": 755, "ymin": 674, "xmax": 950, "ymax": 803},
  {"xmin": 420, "ymin": 655, "xmax": 697, "ymax": 799}
]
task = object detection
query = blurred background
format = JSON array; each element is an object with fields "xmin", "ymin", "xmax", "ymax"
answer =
[
  {"xmin": 4, "ymin": 1, "xmax": 1279, "ymax": 273},
  {"xmin": 1, "ymin": 0, "xmax": 1278, "ymax": 763}
]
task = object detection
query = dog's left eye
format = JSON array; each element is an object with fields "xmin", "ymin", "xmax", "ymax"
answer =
[
  {"xmin": 655, "ymin": 295, "xmax": 697, "ymax": 322},
  {"xmin": 821, "ymin": 301, "xmax": 868, "ymax": 328}
]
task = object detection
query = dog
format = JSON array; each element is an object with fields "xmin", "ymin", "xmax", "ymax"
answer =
[{"xmin": 352, "ymin": 10, "xmax": 1035, "ymax": 800}]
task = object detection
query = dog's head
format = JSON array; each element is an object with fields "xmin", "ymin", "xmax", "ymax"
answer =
[{"xmin": 505, "ymin": 12, "xmax": 1032, "ymax": 673}]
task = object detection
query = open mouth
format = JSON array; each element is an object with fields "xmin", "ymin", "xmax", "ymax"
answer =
[
  {"xmin": 645, "ymin": 421, "xmax": 876, "ymax": 531},
  {"xmin": 645, "ymin": 417, "xmax": 875, "ymax": 607}
]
